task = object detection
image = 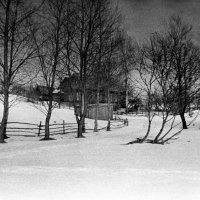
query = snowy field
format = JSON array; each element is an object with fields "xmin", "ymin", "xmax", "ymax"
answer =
[{"xmin": 0, "ymin": 96, "xmax": 200, "ymax": 200}]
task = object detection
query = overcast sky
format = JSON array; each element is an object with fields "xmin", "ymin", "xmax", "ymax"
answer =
[{"xmin": 117, "ymin": 0, "xmax": 200, "ymax": 43}]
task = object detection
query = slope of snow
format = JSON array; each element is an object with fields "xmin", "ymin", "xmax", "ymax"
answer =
[{"xmin": 0, "ymin": 96, "xmax": 200, "ymax": 200}]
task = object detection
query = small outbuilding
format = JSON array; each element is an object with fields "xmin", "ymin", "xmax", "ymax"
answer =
[{"xmin": 86, "ymin": 104, "xmax": 113, "ymax": 120}]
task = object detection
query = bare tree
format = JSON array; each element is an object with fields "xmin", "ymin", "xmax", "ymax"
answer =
[
  {"xmin": 127, "ymin": 47, "xmax": 157, "ymax": 144},
  {"xmin": 70, "ymin": 0, "xmax": 100, "ymax": 137},
  {"xmin": 166, "ymin": 16, "xmax": 200, "ymax": 129},
  {"xmin": 117, "ymin": 31, "xmax": 137, "ymax": 114},
  {"xmin": 127, "ymin": 41, "xmax": 179, "ymax": 145},
  {"xmin": 0, "ymin": 0, "xmax": 41, "ymax": 143},
  {"xmin": 92, "ymin": 0, "xmax": 121, "ymax": 132},
  {"xmin": 62, "ymin": 0, "xmax": 120, "ymax": 137},
  {"xmin": 127, "ymin": 16, "xmax": 200, "ymax": 145},
  {"xmin": 102, "ymin": 34, "xmax": 123, "ymax": 131},
  {"xmin": 147, "ymin": 33, "xmax": 182, "ymax": 144},
  {"xmin": 33, "ymin": 0, "xmax": 70, "ymax": 140}
]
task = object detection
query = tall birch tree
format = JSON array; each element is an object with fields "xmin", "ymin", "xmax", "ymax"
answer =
[{"xmin": 0, "ymin": 0, "xmax": 40, "ymax": 143}]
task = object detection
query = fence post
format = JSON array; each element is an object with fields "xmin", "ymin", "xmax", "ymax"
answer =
[
  {"xmin": 124, "ymin": 118, "xmax": 128, "ymax": 126},
  {"xmin": 63, "ymin": 120, "xmax": 65, "ymax": 134},
  {"xmin": 38, "ymin": 121, "xmax": 42, "ymax": 136}
]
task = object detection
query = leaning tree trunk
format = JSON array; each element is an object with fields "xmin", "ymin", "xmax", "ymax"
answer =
[
  {"xmin": 3, "ymin": 97, "xmax": 9, "ymax": 139},
  {"xmin": 0, "ymin": 91, "xmax": 9, "ymax": 143},
  {"xmin": 153, "ymin": 115, "xmax": 168, "ymax": 143},
  {"xmin": 140, "ymin": 112, "xmax": 152, "ymax": 143},
  {"xmin": 180, "ymin": 112, "xmax": 187, "ymax": 129},
  {"xmin": 0, "ymin": 0, "xmax": 11, "ymax": 143}
]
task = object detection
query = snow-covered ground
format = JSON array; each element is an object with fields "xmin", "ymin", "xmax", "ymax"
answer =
[{"xmin": 0, "ymin": 96, "xmax": 200, "ymax": 200}]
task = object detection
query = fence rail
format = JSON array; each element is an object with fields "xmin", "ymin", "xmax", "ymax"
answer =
[
  {"xmin": 3, "ymin": 121, "xmax": 77, "ymax": 137},
  {"xmin": 2, "ymin": 118, "xmax": 128, "ymax": 138}
]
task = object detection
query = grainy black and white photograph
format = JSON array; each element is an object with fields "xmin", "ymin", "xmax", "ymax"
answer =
[{"xmin": 0, "ymin": 0, "xmax": 200, "ymax": 199}]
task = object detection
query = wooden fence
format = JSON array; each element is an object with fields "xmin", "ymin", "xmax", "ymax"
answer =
[
  {"xmin": 6, "ymin": 122, "xmax": 39, "ymax": 137},
  {"xmin": 5, "ymin": 121, "xmax": 77, "ymax": 137},
  {"xmin": 38, "ymin": 121, "xmax": 77, "ymax": 136},
  {"xmin": 86, "ymin": 117, "xmax": 128, "ymax": 131},
  {"xmin": 4, "ymin": 118, "xmax": 128, "ymax": 137}
]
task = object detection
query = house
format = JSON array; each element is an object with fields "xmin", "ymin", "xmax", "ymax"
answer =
[
  {"xmin": 60, "ymin": 74, "xmax": 124, "ymax": 109},
  {"xmin": 60, "ymin": 74, "xmax": 81, "ymax": 103},
  {"xmin": 52, "ymin": 89, "xmax": 64, "ymax": 102},
  {"xmin": 35, "ymin": 85, "xmax": 65, "ymax": 102},
  {"xmin": 34, "ymin": 85, "xmax": 50, "ymax": 101}
]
